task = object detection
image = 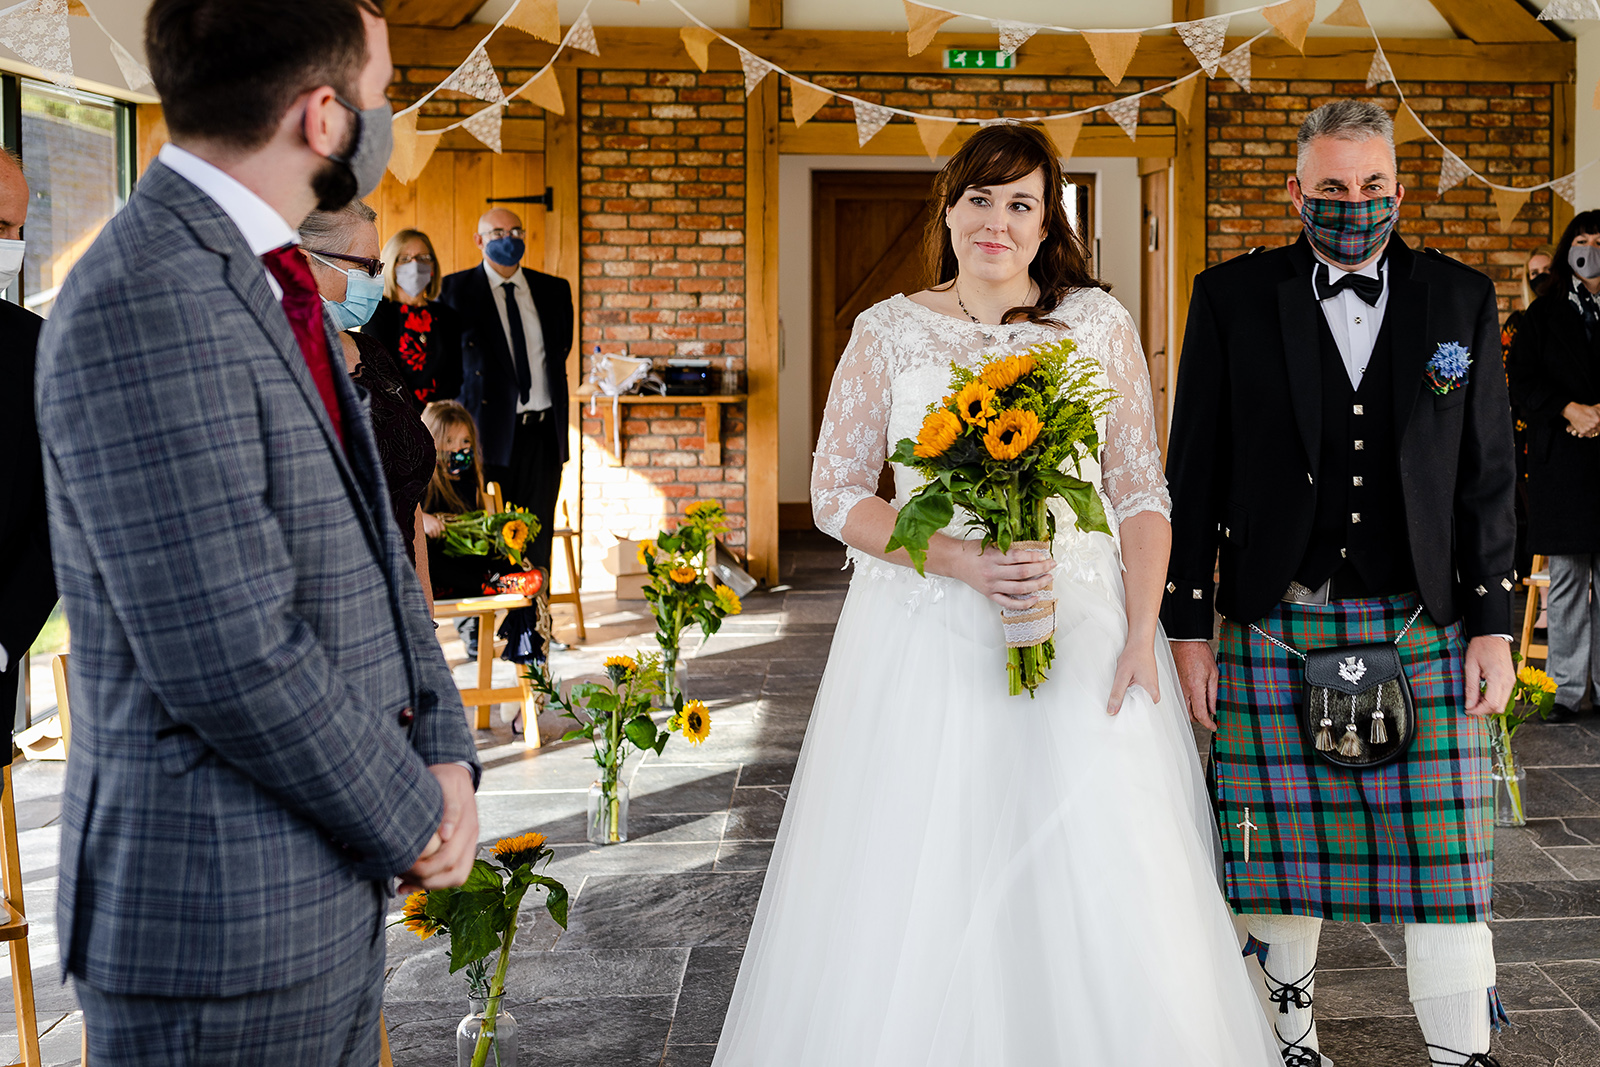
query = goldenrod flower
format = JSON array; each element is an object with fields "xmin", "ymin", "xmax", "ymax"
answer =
[
  {"xmin": 679, "ymin": 700, "xmax": 711, "ymax": 745},
  {"xmin": 636, "ymin": 540, "xmax": 657, "ymax": 567},
  {"xmin": 913, "ymin": 409, "xmax": 962, "ymax": 459},
  {"xmin": 713, "ymin": 585, "xmax": 742, "ymax": 616},
  {"xmin": 669, "ymin": 565, "xmax": 698, "ymax": 585},
  {"xmin": 401, "ymin": 890, "xmax": 440, "ymax": 940},
  {"xmin": 492, "ymin": 832, "xmax": 550, "ymax": 871},
  {"xmin": 1517, "ymin": 666, "xmax": 1558, "ymax": 695},
  {"xmin": 953, "ymin": 381, "xmax": 997, "ymax": 427},
  {"xmin": 501, "ymin": 519, "xmax": 530, "ymax": 552},
  {"xmin": 981, "ymin": 353, "xmax": 1036, "ymax": 391},
  {"xmin": 983, "ymin": 408, "xmax": 1043, "ymax": 461},
  {"xmin": 604, "ymin": 654, "xmax": 637, "ymax": 684}
]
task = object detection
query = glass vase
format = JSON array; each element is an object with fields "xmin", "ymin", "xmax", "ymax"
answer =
[
  {"xmin": 457, "ymin": 996, "xmax": 517, "ymax": 1067},
  {"xmin": 1492, "ymin": 765, "xmax": 1528, "ymax": 827},
  {"xmin": 587, "ymin": 776, "xmax": 629, "ymax": 845},
  {"xmin": 659, "ymin": 642, "xmax": 684, "ymax": 707}
]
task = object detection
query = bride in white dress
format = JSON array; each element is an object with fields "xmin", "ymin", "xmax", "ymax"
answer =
[{"xmin": 712, "ymin": 124, "xmax": 1279, "ymax": 1066}]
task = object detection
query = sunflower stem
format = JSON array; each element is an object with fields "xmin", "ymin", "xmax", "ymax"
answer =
[{"xmin": 469, "ymin": 921, "xmax": 517, "ymax": 1067}]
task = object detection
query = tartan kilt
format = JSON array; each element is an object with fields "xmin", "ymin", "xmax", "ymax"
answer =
[{"xmin": 1211, "ymin": 593, "xmax": 1493, "ymax": 924}]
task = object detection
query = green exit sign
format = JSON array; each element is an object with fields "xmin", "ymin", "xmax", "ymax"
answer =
[{"xmin": 943, "ymin": 48, "xmax": 1015, "ymax": 70}]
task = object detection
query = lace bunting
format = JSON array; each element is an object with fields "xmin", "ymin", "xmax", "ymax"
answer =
[
  {"xmin": 853, "ymin": 100, "xmax": 894, "ymax": 146},
  {"xmin": 1217, "ymin": 41, "xmax": 1253, "ymax": 92},
  {"xmin": 994, "ymin": 20, "xmax": 1036, "ymax": 58},
  {"xmin": 1175, "ymin": 15, "xmax": 1229, "ymax": 78},
  {"xmin": 1436, "ymin": 150, "xmax": 1472, "ymax": 196},
  {"xmin": 741, "ymin": 50, "xmax": 774, "ymax": 97},
  {"xmin": 0, "ymin": 0, "xmax": 73, "ymax": 88},
  {"xmin": 1104, "ymin": 94, "xmax": 1141, "ymax": 141},
  {"xmin": 1550, "ymin": 173, "xmax": 1581, "ymax": 207},
  {"xmin": 1539, "ymin": 0, "xmax": 1600, "ymax": 18},
  {"xmin": 566, "ymin": 10, "xmax": 600, "ymax": 56},
  {"xmin": 109, "ymin": 37, "xmax": 152, "ymax": 92},
  {"xmin": 1365, "ymin": 48, "xmax": 1392, "ymax": 89},
  {"xmin": 441, "ymin": 43, "xmax": 505, "ymax": 103},
  {"xmin": 461, "ymin": 103, "xmax": 503, "ymax": 153}
]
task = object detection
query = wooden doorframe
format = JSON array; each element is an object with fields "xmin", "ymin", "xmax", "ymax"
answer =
[
  {"xmin": 746, "ymin": 77, "xmax": 781, "ymax": 585},
  {"xmin": 543, "ymin": 68, "xmax": 583, "ymax": 578}
]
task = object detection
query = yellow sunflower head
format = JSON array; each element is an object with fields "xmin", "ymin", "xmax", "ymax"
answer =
[
  {"xmin": 492, "ymin": 831, "xmax": 551, "ymax": 871},
  {"xmin": 636, "ymin": 540, "xmax": 657, "ymax": 568},
  {"xmin": 401, "ymin": 890, "xmax": 441, "ymax": 940},
  {"xmin": 953, "ymin": 380, "xmax": 998, "ymax": 427},
  {"xmin": 679, "ymin": 699, "xmax": 711, "ymax": 745},
  {"xmin": 501, "ymin": 519, "xmax": 530, "ymax": 552},
  {"xmin": 980, "ymin": 353, "xmax": 1037, "ymax": 392},
  {"xmin": 983, "ymin": 408, "xmax": 1044, "ymax": 462},
  {"xmin": 669, "ymin": 565, "xmax": 698, "ymax": 585},
  {"xmin": 1517, "ymin": 666, "xmax": 1558, "ymax": 695},
  {"xmin": 603, "ymin": 654, "xmax": 637, "ymax": 684},
  {"xmin": 913, "ymin": 409, "xmax": 963, "ymax": 460},
  {"xmin": 685, "ymin": 500, "xmax": 726, "ymax": 523},
  {"xmin": 713, "ymin": 585, "xmax": 742, "ymax": 616}
]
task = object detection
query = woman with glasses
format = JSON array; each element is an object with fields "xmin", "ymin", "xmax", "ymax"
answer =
[
  {"xmin": 300, "ymin": 201, "xmax": 437, "ymax": 592},
  {"xmin": 368, "ymin": 228, "xmax": 464, "ymax": 407}
]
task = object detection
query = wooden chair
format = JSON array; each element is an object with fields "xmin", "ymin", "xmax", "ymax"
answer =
[
  {"xmin": 548, "ymin": 501, "xmax": 587, "ymax": 642},
  {"xmin": 0, "ymin": 760, "xmax": 40, "ymax": 1067},
  {"xmin": 432, "ymin": 594, "xmax": 539, "ymax": 744},
  {"xmin": 1520, "ymin": 554, "xmax": 1552, "ymax": 667}
]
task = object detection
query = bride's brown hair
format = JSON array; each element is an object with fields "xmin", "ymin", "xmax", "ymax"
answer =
[{"xmin": 924, "ymin": 123, "xmax": 1102, "ymax": 325}]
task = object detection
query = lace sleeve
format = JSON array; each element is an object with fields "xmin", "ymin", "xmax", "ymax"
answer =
[
  {"xmin": 811, "ymin": 310, "xmax": 892, "ymax": 541},
  {"xmin": 1096, "ymin": 297, "xmax": 1172, "ymax": 523}
]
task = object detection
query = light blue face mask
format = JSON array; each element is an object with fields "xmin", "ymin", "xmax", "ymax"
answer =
[{"xmin": 313, "ymin": 253, "xmax": 385, "ymax": 330}]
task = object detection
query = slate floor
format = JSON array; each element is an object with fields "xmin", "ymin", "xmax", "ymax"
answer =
[{"xmin": 3, "ymin": 532, "xmax": 1599, "ymax": 1065}]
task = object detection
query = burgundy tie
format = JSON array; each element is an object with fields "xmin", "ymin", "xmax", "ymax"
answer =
[{"xmin": 261, "ymin": 244, "xmax": 345, "ymax": 445}]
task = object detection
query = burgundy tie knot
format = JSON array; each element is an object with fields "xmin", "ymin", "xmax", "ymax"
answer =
[{"xmin": 261, "ymin": 244, "xmax": 344, "ymax": 446}]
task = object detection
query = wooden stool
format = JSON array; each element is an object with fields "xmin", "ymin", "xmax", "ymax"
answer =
[
  {"xmin": 433, "ymin": 594, "xmax": 540, "ymax": 746},
  {"xmin": 1520, "ymin": 554, "xmax": 1551, "ymax": 667},
  {"xmin": 0, "ymin": 762, "xmax": 40, "ymax": 1067},
  {"xmin": 548, "ymin": 501, "xmax": 586, "ymax": 642}
]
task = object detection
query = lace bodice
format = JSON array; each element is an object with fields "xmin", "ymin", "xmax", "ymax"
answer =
[{"xmin": 811, "ymin": 290, "xmax": 1171, "ymax": 544}]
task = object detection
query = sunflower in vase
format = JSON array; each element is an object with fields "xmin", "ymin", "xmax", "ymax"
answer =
[{"xmin": 637, "ymin": 500, "xmax": 743, "ymax": 699}]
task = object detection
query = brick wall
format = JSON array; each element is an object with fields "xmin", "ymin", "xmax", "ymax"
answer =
[{"xmin": 1206, "ymin": 79, "xmax": 1557, "ymax": 316}]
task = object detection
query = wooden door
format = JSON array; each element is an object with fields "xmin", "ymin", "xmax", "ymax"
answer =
[
  {"xmin": 1140, "ymin": 165, "xmax": 1170, "ymax": 455},
  {"xmin": 372, "ymin": 150, "xmax": 546, "ymax": 278}
]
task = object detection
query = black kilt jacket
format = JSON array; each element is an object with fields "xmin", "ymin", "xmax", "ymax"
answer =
[{"xmin": 1161, "ymin": 234, "xmax": 1517, "ymax": 640}]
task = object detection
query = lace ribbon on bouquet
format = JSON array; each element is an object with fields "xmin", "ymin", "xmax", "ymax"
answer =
[{"xmin": 1000, "ymin": 540, "xmax": 1056, "ymax": 649}]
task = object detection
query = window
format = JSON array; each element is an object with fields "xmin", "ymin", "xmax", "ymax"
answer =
[{"xmin": 0, "ymin": 75, "xmax": 134, "ymax": 315}]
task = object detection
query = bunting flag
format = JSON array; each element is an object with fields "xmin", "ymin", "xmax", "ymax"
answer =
[
  {"xmin": 904, "ymin": 1, "xmax": 956, "ymax": 56},
  {"xmin": 66, "ymin": 0, "xmax": 87, "ymax": 13},
  {"xmin": 994, "ymin": 21, "xmax": 1036, "ymax": 58},
  {"xmin": 790, "ymin": 78, "xmax": 832, "ymax": 126},
  {"xmin": 109, "ymin": 38, "xmax": 153, "ymax": 92},
  {"xmin": 1041, "ymin": 115, "xmax": 1084, "ymax": 158},
  {"xmin": 1550, "ymin": 173, "xmax": 1580, "ymax": 207},
  {"xmin": 522, "ymin": 67, "xmax": 565, "ymax": 115},
  {"xmin": 1323, "ymin": 0, "xmax": 1368, "ymax": 27},
  {"xmin": 1217, "ymin": 41, "xmax": 1252, "ymax": 92},
  {"xmin": 1104, "ymin": 94, "xmax": 1140, "ymax": 140},
  {"xmin": 853, "ymin": 100, "xmax": 894, "ymax": 146},
  {"xmin": 0, "ymin": 0, "xmax": 73, "ymax": 88},
  {"xmin": 1365, "ymin": 47, "xmax": 1392, "ymax": 89},
  {"xmin": 1175, "ymin": 15, "xmax": 1228, "ymax": 78},
  {"xmin": 680, "ymin": 26, "xmax": 717, "ymax": 72},
  {"xmin": 741, "ymin": 50, "xmax": 773, "ymax": 97},
  {"xmin": 506, "ymin": 0, "xmax": 560, "ymax": 45},
  {"xmin": 1538, "ymin": 0, "xmax": 1600, "ymax": 18},
  {"xmin": 1081, "ymin": 31, "xmax": 1140, "ymax": 87},
  {"xmin": 462, "ymin": 103, "xmax": 504, "ymax": 153},
  {"xmin": 1393, "ymin": 104, "xmax": 1428, "ymax": 145},
  {"xmin": 388, "ymin": 110, "xmax": 441, "ymax": 184},
  {"xmin": 914, "ymin": 114, "xmax": 958, "ymax": 159},
  {"xmin": 1492, "ymin": 186, "xmax": 1532, "ymax": 233},
  {"xmin": 566, "ymin": 9, "xmax": 600, "ymax": 56},
  {"xmin": 1436, "ymin": 149, "xmax": 1472, "ymax": 195},
  {"xmin": 1263, "ymin": 0, "xmax": 1315, "ymax": 53},
  {"xmin": 1163, "ymin": 76, "xmax": 1201, "ymax": 126},
  {"xmin": 439, "ymin": 43, "xmax": 504, "ymax": 103}
]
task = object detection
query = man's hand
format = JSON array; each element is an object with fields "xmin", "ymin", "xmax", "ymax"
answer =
[
  {"xmin": 1463, "ymin": 635, "xmax": 1514, "ymax": 718},
  {"xmin": 399, "ymin": 763, "xmax": 479, "ymax": 893},
  {"xmin": 1171, "ymin": 641, "xmax": 1219, "ymax": 731}
]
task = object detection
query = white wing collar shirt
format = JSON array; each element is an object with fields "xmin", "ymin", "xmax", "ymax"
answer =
[
  {"xmin": 1311, "ymin": 246, "xmax": 1389, "ymax": 390},
  {"xmin": 483, "ymin": 260, "xmax": 551, "ymax": 413},
  {"xmin": 157, "ymin": 143, "xmax": 298, "ymax": 299}
]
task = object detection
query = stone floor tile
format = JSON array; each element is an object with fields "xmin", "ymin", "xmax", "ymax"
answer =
[
  {"xmin": 630, "ymin": 765, "xmax": 741, "ymax": 815},
  {"xmin": 1540, "ymin": 959, "xmax": 1600, "ymax": 1017},
  {"xmin": 545, "ymin": 841, "xmax": 721, "ymax": 880},
  {"xmin": 1490, "ymin": 1008, "xmax": 1600, "ymax": 1066},
  {"xmin": 1498, "ymin": 961, "xmax": 1581, "ymax": 1012},
  {"xmin": 1493, "ymin": 879, "xmax": 1600, "ymax": 919},
  {"xmin": 735, "ymin": 761, "xmax": 794, "ymax": 788},
  {"xmin": 1524, "ymin": 768, "xmax": 1600, "ymax": 819},
  {"xmin": 1317, "ymin": 1015, "xmax": 1426, "ymax": 1065},
  {"xmin": 1545, "ymin": 846, "xmax": 1600, "ymax": 879},
  {"xmin": 662, "ymin": 1044, "xmax": 718, "ymax": 1067},
  {"xmin": 1492, "ymin": 824, "xmax": 1576, "ymax": 881},
  {"xmin": 1510, "ymin": 720, "xmax": 1600, "ymax": 767},
  {"xmin": 667, "ymin": 946, "xmax": 743, "ymax": 1044},
  {"xmin": 1523, "ymin": 817, "xmax": 1600, "ymax": 848},
  {"xmin": 1320, "ymin": 920, "xmax": 1400, "ymax": 969},
  {"xmin": 1316, "ymin": 965, "xmax": 1412, "ymax": 1019},
  {"xmin": 1490, "ymin": 917, "xmax": 1600, "ymax": 963},
  {"xmin": 714, "ymin": 840, "xmax": 774, "ymax": 872},
  {"xmin": 723, "ymin": 786, "xmax": 787, "ymax": 841},
  {"xmin": 559, "ymin": 873, "xmax": 763, "ymax": 950}
]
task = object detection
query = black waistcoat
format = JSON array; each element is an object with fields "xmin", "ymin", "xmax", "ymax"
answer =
[{"xmin": 1295, "ymin": 310, "xmax": 1416, "ymax": 595}]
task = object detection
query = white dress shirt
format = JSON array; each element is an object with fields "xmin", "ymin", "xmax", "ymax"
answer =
[
  {"xmin": 483, "ymin": 261, "xmax": 551, "ymax": 413},
  {"xmin": 158, "ymin": 144, "xmax": 298, "ymax": 300},
  {"xmin": 1311, "ymin": 247, "xmax": 1389, "ymax": 390}
]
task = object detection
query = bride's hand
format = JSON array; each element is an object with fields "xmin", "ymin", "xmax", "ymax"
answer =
[
  {"xmin": 1106, "ymin": 637, "xmax": 1161, "ymax": 716},
  {"xmin": 940, "ymin": 540, "xmax": 1055, "ymax": 608}
]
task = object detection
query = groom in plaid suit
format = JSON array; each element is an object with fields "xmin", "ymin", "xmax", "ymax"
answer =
[{"xmin": 35, "ymin": 1, "xmax": 479, "ymax": 1062}]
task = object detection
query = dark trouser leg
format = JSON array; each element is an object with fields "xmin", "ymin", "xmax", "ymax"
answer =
[{"xmin": 504, "ymin": 411, "xmax": 564, "ymax": 573}]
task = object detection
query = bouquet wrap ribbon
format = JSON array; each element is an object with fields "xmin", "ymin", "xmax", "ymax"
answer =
[{"xmin": 1000, "ymin": 540, "xmax": 1056, "ymax": 649}]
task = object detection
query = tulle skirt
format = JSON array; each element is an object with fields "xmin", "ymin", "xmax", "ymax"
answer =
[{"xmin": 713, "ymin": 541, "xmax": 1279, "ymax": 1066}]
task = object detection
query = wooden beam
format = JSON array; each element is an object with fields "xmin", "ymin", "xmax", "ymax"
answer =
[
  {"xmin": 1170, "ymin": 83, "xmax": 1207, "ymax": 437},
  {"xmin": 1425, "ymin": 0, "xmax": 1555, "ymax": 43},
  {"xmin": 386, "ymin": 0, "xmax": 481, "ymax": 28},
  {"xmin": 543, "ymin": 66, "xmax": 583, "ymax": 579},
  {"xmin": 748, "ymin": 0, "xmax": 783, "ymax": 31},
  {"xmin": 391, "ymin": 26, "xmax": 1574, "ymax": 82},
  {"xmin": 419, "ymin": 117, "xmax": 545, "ymax": 153},
  {"xmin": 1172, "ymin": 0, "xmax": 1204, "ymax": 21},
  {"xmin": 779, "ymin": 122, "xmax": 1173, "ymax": 158},
  {"xmin": 135, "ymin": 103, "xmax": 166, "ymax": 176},
  {"xmin": 745, "ymin": 75, "xmax": 781, "ymax": 586},
  {"xmin": 1554, "ymin": 80, "xmax": 1575, "ymax": 246}
]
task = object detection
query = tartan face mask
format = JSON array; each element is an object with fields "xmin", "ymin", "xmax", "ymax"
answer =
[{"xmin": 1298, "ymin": 195, "xmax": 1399, "ymax": 267}]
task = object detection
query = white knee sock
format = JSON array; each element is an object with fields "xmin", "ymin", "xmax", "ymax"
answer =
[
  {"xmin": 1244, "ymin": 913, "xmax": 1324, "ymax": 1061},
  {"xmin": 1405, "ymin": 923, "xmax": 1497, "ymax": 1065}
]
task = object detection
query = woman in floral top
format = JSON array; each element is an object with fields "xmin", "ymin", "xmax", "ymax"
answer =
[{"xmin": 368, "ymin": 227, "xmax": 464, "ymax": 407}]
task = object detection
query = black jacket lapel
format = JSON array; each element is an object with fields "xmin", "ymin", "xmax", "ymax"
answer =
[
  {"xmin": 1279, "ymin": 236, "xmax": 1323, "ymax": 477},
  {"xmin": 471, "ymin": 265, "xmax": 517, "ymax": 379},
  {"xmin": 1386, "ymin": 237, "xmax": 1431, "ymax": 444}
]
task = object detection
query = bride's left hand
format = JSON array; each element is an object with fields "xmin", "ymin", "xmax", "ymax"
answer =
[{"xmin": 1106, "ymin": 637, "xmax": 1161, "ymax": 716}]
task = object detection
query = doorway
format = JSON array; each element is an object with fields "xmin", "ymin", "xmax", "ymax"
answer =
[{"xmin": 1140, "ymin": 162, "xmax": 1170, "ymax": 455}]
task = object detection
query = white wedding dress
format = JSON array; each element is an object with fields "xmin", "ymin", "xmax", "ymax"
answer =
[{"xmin": 712, "ymin": 290, "xmax": 1279, "ymax": 1066}]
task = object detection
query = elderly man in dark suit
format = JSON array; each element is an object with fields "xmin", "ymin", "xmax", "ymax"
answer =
[
  {"xmin": 0, "ymin": 148, "xmax": 52, "ymax": 761},
  {"xmin": 35, "ymin": 1, "xmax": 478, "ymax": 1062},
  {"xmin": 440, "ymin": 207, "xmax": 572, "ymax": 572}
]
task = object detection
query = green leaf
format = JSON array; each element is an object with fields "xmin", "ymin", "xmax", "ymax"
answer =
[
  {"xmin": 888, "ymin": 437, "xmax": 920, "ymax": 466},
  {"xmin": 461, "ymin": 859, "xmax": 504, "ymax": 894},
  {"xmin": 530, "ymin": 875, "xmax": 569, "ymax": 929},
  {"xmin": 1060, "ymin": 479, "xmax": 1111, "ymax": 535},
  {"xmin": 883, "ymin": 491, "xmax": 954, "ymax": 574},
  {"xmin": 560, "ymin": 727, "xmax": 593, "ymax": 743},
  {"xmin": 443, "ymin": 892, "xmax": 505, "ymax": 972},
  {"xmin": 623, "ymin": 714, "xmax": 659, "ymax": 751}
]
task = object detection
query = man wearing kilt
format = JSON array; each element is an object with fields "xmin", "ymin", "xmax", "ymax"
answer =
[{"xmin": 1164, "ymin": 101, "xmax": 1517, "ymax": 1067}]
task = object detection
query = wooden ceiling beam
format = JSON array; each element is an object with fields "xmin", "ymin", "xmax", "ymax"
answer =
[
  {"xmin": 1425, "ymin": 0, "xmax": 1556, "ymax": 43},
  {"xmin": 385, "ymin": 0, "xmax": 484, "ymax": 29},
  {"xmin": 389, "ymin": 26, "xmax": 1574, "ymax": 83}
]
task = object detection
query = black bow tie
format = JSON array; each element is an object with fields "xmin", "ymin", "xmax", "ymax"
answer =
[{"xmin": 1314, "ymin": 263, "xmax": 1383, "ymax": 306}]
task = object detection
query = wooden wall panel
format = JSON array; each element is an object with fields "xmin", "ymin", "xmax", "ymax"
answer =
[
  {"xmin": 451, "ymin": 151, "xmax": 493, "ymax": 273},
  {"xmin": 371, "ymin": 149, "xmax": 547, "ymax": 277},
  {"xmin": 414, "ymin": 154, "xmax": 457, "ymax": 269}
]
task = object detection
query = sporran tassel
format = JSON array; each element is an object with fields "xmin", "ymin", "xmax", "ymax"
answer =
[
  {"xmin": 1315, "ymin": 716, "xmax": 1335, "ymax": 751},
  {"xmin": 1337, "ymin": 721, "xmax": 1365, "ymax": 758},
  {"xmin": 1369, "ymin": 710, "xmax": 1388, "ymax": 744}
]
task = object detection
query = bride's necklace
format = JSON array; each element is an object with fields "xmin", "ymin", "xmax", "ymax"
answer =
[{"xmin": 954, "ymin": 280, "xmax": 1030, "ymax": 346}]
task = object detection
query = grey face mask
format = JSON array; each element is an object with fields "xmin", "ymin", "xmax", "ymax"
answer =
[
  {"xmin": 1570, "ymin": 242, "xmax": 1600, "ymax": 280},
  {"xmin": 330, "ymin": 94, "xmax": 393, "ymax": 200}
]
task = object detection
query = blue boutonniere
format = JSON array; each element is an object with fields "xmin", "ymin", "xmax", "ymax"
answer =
[{"xmin": 1425, "ymin": 341, "xmax": 1472, "ymax": 395}]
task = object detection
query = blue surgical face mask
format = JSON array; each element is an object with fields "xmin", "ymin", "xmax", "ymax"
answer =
[
  {"xmin": 314, "ymin": 254, "xmax": 385, "ymax": 330},
  {"xmin": 485, "ymin": 235, "xmax": 524, "ymax": 268}
]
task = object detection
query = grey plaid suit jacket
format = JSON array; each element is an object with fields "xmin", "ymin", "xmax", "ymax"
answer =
[{"xmin": 35, "ymin": 161, "xmax": 480, "ymax": 998}]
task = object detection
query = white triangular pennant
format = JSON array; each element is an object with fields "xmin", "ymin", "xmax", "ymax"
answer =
[
  {"xmin": 1365, "ymin": 47, "xmax": 1392, "ymax": 89},
  {"xmin": 1175, "ymin": 15, "xmax": 1228, "ymax": 78},
  {"xmin": 462, "ymin": 103, "xmax": 503, "ymax": 153},
  {"xmin": 1104, "ymin": 94, "xmax": 1140, "ymax": 140},
  {"xmin": 740, "ymin": 50, "xmax": 773, "ymax": 97},
  {"xmin": 0, "ymin": 0, "xmax": 72, "ymax": 88},
  {"xmin": 1436, "ymin": 149, "xmax": 1472, "ymax": 195},
  {"xmin": 109, "ymin": 37, "xmax": 152, "ymax": 92},
  {"xmin": 1218, "ymin": 40, "xmax": 1252, "ymax": 92},
  {"xmin": 566, "ymin": 9, "xmax": 600, "ymax": 56},
  {"xmin": 1539, "ymin": 0, "xmax": 1600, "ymax": 19},
  {"xmin": 994, "ymin": 20, "xmax": 1036, "ymax": 58},
  {"xmin": 440, "ymin": 43, "xmax": 504, "ymax": 103},
  {"xmin": 1550, "ymin": 173, "xmax": 1580, "ymax": 207},
  {"xmin": 852, "ymin": 99, "xmax": 893, "ymax": 146}
]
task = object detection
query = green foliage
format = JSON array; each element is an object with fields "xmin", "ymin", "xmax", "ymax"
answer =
[
  {"xmin": 637, "ymin": 502, "xmax": 743, "ymax": 651},
  {"xmin": 407, "ymin": 842, "xmax": 568, "ymax": 976},
  {"xmin": 439, "ymin": 507, "xmax": 541, "ymax": 569},
  {"xmin": 526, "ymin": 653, "xmax": 677, "ymax": 783}
]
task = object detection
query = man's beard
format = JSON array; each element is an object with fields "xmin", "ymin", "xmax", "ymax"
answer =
[{"xmin": 311, "ymin": 121, "xmax": 359, "ymax": 211}]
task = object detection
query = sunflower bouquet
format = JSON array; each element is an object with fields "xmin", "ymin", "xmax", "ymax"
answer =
[
  {"xmin": 526, "ymin": 652, "xmax": 711, "ymax": 845},
  {"xmin": 1491, "ymin": 657, "xmax": 1559, "ymax": 825},
  {"xmin": 398, "ymin": 833, "xmax": 567, "ymax": 1067},
  {"xmin": 638, "ymin": 500, "xmax": 743, "ymax": 700},
  {"xmin": 887, "ymin": 338, "xmax": 1112, "ymax": 697},
  {"xmin": 440, "ymin": 506, "xmax": 540, "ymax": 570}
]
